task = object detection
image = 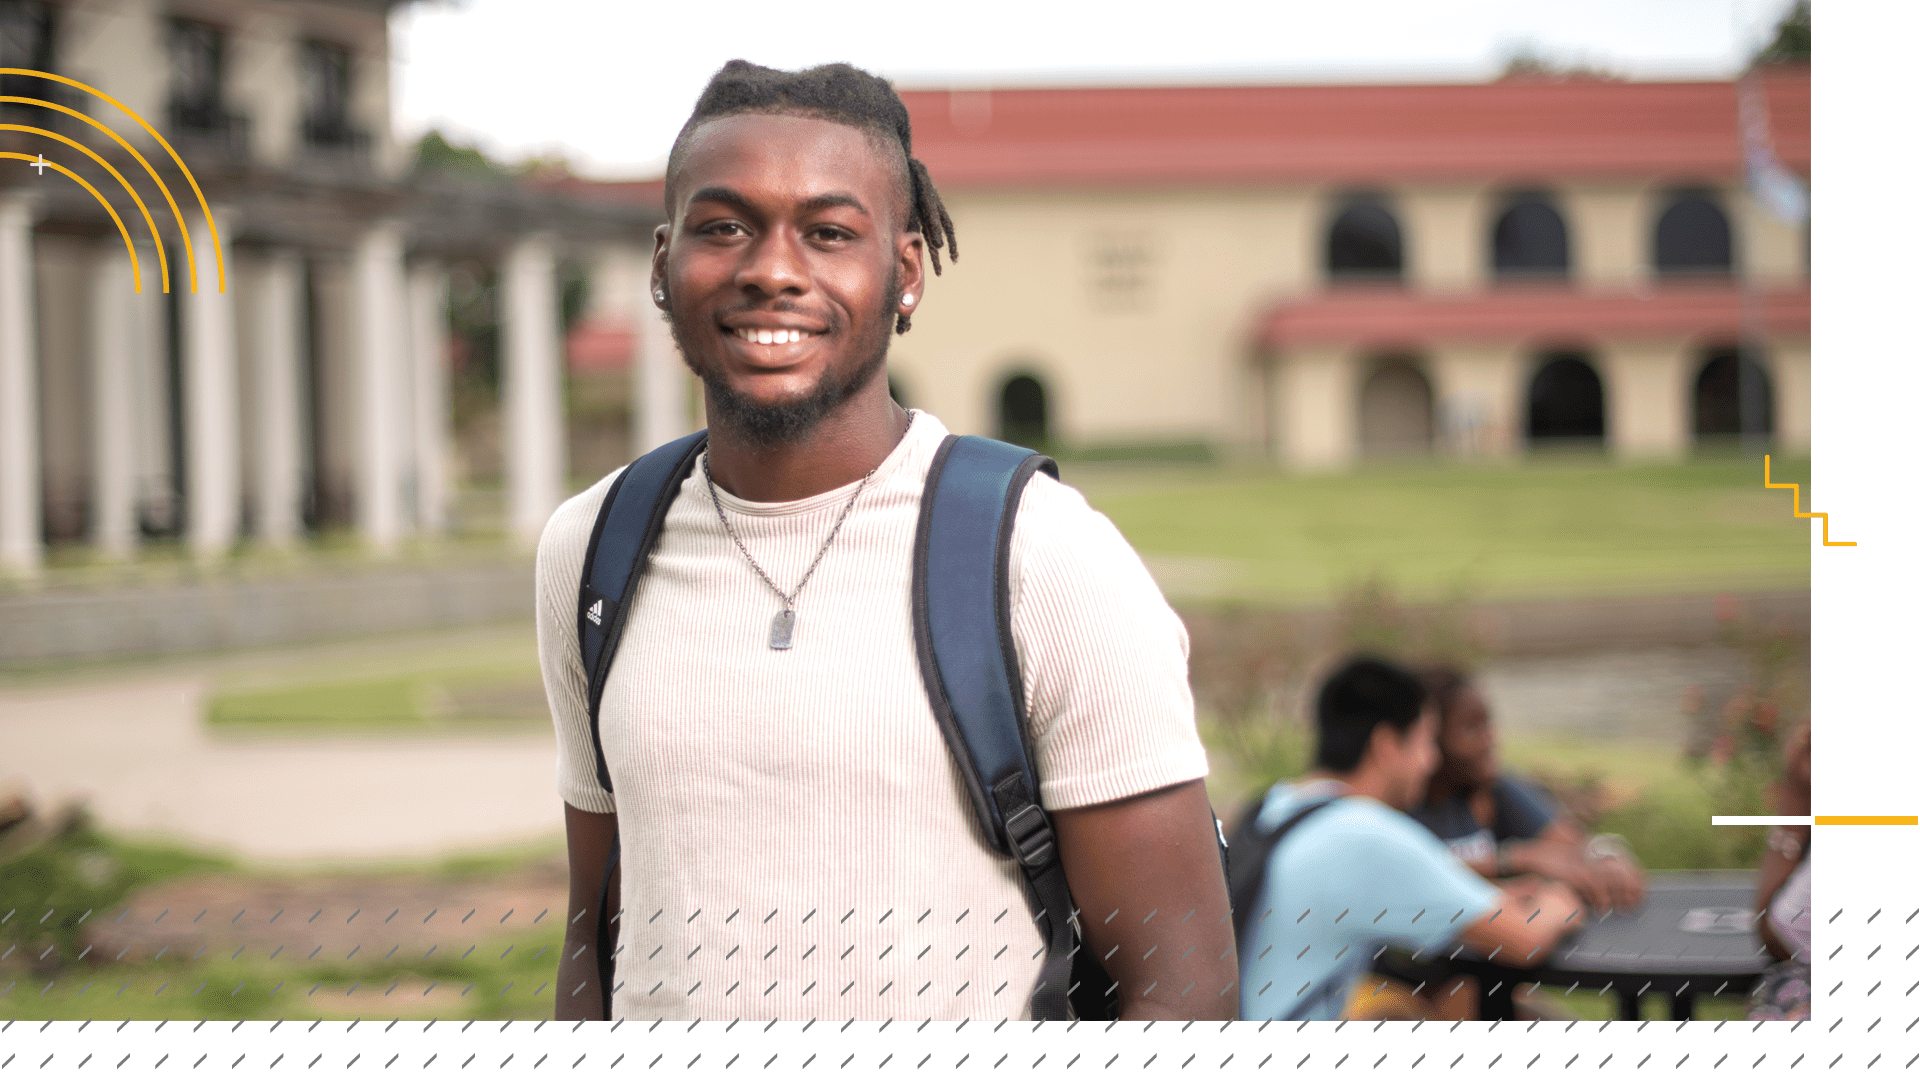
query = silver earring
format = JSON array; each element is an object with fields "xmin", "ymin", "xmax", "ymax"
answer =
[
  {"xmin": 901, "ymin": 292, "xmax": 915, "ymax": 306},
  {"xmin": 654, "ymin": 288, "xmax": 666, "ymax": 304}
]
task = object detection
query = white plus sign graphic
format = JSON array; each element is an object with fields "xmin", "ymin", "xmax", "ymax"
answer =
[{"xmin": 29, "ymin": 154, "xmax": 50, "ymax": 175}]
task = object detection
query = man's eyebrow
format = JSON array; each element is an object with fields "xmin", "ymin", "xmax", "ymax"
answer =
[
  {"xmin": 685, "ymin": 185, "xmax": 753, "ymax": 211},
  {"xmin": 683, "ymin": 186, "xmax": 870, "ymax": 219},
  {"xmin": 796, "ymin": 192, "xmax": 870, "ymax": 217}
]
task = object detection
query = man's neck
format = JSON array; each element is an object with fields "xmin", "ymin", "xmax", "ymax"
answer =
[
  {"xmin": 1303, "ymin": 767, "xmax": 1395, "ymax": 807},
  {"xmin": 704, "ymin": 384, "xmax": 909, "ymax": 503}
]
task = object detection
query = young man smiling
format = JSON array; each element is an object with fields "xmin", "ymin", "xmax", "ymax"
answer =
[{"xmin": 537, "ymin": 61, "xmax": 1233, "ymax": 1021}]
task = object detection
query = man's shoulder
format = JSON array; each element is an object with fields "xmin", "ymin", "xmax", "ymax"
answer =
[{"xmin": 535, "ymin": 465, "xmax": 631, "ymax": 574}]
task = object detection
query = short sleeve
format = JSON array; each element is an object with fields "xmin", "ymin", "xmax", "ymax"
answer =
[
  {"xmin": 536, "ymin": 471, "xmax": 623, "ymax": 815},
  {"xmin": 1490, "ymin": 774, "xmax": 1560, "ymax": 841},
  {"xmin": 1343, "ymin": 814, "xmax": 1503, "ymax": 954},
  {"xmin": 1007, "ymin": 473, "xmax": 1211, "ymax": 811}
]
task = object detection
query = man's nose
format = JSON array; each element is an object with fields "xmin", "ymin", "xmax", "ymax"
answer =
[{"xmin": 735, "ymin": 226, "xmax": 808, "ymax": 296}]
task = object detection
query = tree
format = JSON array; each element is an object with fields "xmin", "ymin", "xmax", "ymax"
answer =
[{"xmin": 1754, "ymin": 1, "xmax": 1810, "ymax": 65}]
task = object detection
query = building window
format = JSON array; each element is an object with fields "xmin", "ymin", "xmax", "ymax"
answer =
[
  {"xmin": 998, "ymin": 373, "xmax": 1050, "ymax": 449},
  {"xmin": 0, "ymin": 1, "xmax": 55, "ymax": 110},
  {"xmin": 1693, "ymin": 347, "xmax": 1773, "ymax": 441},
  {"xmin": 1655, "ymin": 189, "xmax": 1734, "ymax": 276},
  {"xmin": 1326, "ymin": 193, "xmax": 1404, "ymax": 281},
  {"xmin": 1357, "ymin": 358, "xmax": 1433, "ymax": 457},
  {"xmin": 1086, "ymin": 232, "xmax": 1154, "ymax": 312},
  {"xmin": 168, "ymin": 19, "xmax": 225, "ymax": 130},
  {"xmin": 301, "ymin": 40, "xmax": 359, "ymax": 148},
  {"xmin": 1526, "ymin": 352, "xmax": 1605, "ymax": 446},
  {"xmin": 1491, "ymin": 192, "xmax": 1570, "ymax": 278}
]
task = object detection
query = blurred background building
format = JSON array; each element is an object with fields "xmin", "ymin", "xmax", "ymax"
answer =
[
  {"xmin": 0, "ymin": 0, "xmax": 1809, "ymax": 581},
  {"xmin": 0, "ymin": 0, "xmax": 668, "ymax": 580},
  {"xmin": 879, "ymin": 74, "xmax": 1809, "ymax": 466}
]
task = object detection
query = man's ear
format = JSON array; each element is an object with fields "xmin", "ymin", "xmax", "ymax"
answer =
[
  {"xmin": 650, "ymin": 223, "xmax": 671, "ymax": 309},
  {"xmin": 894, "ymin": 229, "xmax": 926, "ymax": 325}
]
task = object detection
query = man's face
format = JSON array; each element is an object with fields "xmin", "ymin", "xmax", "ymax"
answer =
[
  {"xmin": 654, "ymin": 112, "xmax": 925, "ymax": 445},
  {"xmin": 1376, "ymin": 708, "xmax": 1441, "ymax": 811},
  {"xmin": 1437, "ymin": 687, "xmax": 1499, "ymax": 790}
]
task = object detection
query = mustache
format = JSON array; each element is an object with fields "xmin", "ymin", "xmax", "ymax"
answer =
[{"xmin": 715, "ymin": 299, "xmax": 842, "ymax": 332}]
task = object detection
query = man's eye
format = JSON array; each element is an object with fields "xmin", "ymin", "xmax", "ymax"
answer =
[
  {"xmin": 813, "ymin": 227, "xmax": 852, "ymax": 242},
  {"xmin": 701, "ymin": 222, "xmax": 745, "ymax": 236}
]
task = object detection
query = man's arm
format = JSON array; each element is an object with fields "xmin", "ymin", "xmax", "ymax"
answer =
[
  {"xmin": 1454, "ymin": 879, "xmax": 1584, "ymax": 967},
  {"xmin": 1051, "ymin": 779, "xmax": 1237, "ymax": 1020},
  {"xmin": 556, "ymin": 805, "xmax": 620, "ymax": 1021}
]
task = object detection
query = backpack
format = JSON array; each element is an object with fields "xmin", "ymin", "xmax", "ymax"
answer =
[
  {"xmin": 1222, "ymin": 789, "xmax": 1345, "ymax": 1020},
  {"xmin": 574, "ymin": 429, "xmax": 1227, "ymax": 1021}
]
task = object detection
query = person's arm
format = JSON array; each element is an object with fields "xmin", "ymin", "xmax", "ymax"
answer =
[
  {"xmin": 556, "ymin": 805, "xmax": 620, "ymax": 1020},
  {"xmin": 1491, "ymin": 779, "xmax": 1644, "ymax": 912},
  {"xmin": 1051, "ymin": 779, "xmax": 1237, "ymax": 1020},
  {"xmin": 1756, "ymin": 725, "xmax": 1812, "ymax": 962},
  {"xmin": 1455, "ymin": 879, "xmax": 1585, "ymax": 967}
]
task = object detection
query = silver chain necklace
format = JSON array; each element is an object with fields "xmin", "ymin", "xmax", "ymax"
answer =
[{"xmin": 703, "ymin": 412, "xmax": 914, "ymax": 650}]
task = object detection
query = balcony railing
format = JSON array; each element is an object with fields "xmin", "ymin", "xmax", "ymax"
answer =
[{"xmin": 167, "ymin": 99, "xmax": 252, "ymax": 162}]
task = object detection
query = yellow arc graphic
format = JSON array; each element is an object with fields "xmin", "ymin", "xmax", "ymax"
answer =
[
  {"xmin": 1, "ymin": 67, "xmax": 223, "ymax": 292},
  {"xmin": 3, "ymin": 125, "xmax": 168, "ymax": 292},
  {"xmin": 0, "ymin": 151, "xmax": 140, "ymax": 288},
  {"xmin": 1763, "ymin": 455, "xmax": 1854, "ymax": 547},
  {"xmin": 0, "ymin": 94, "xmax": 195, "ymax": 290}
]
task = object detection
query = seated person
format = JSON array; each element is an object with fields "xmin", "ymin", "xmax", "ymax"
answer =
[
  {"xmin": 1748, "ymin": 723, "xmax": 1811, "ymax": 1020},
  {"xmin": 1407, "ymin": 664, "xmax": 1645, "ymax": 913},
  {"xmin": 1237, "ymin": 656, "xmax": 1584, "ymax": 1021}
]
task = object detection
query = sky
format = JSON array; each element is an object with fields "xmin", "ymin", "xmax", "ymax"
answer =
[{"xmin": 389, "ymin": 0, "xmax": 1802, "ymax": 180}]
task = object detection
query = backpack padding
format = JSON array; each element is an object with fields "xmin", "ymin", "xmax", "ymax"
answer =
[
  {"xmin": 1227, "ymin": 796, "xmax": 1342, "ymax": 946},
  {"xmin": 578, "ymin": 430, "xmax": 708, "ymax": 792},
  {"xmin": 911, "ymin": 435, "xmax": 1059, "ymax": 851}
]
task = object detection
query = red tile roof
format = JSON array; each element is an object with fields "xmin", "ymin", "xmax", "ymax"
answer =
[
  {"xmin": 1255, "ymin": 281, "xmax": 1810, "ymax": 351},
  {"xmin": 899, "ymin": 69, "xmax": 1808, "ymax": 189}
]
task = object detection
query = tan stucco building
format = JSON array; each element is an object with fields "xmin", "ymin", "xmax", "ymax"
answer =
[{"xmin": 876, "ymin": 73, "xmax": 1810, "ymax": 467}]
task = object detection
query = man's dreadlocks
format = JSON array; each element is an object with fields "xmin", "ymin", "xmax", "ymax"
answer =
[{"xmin": 664, "ymin": 60, "xmax": 957, "ymax": 333}]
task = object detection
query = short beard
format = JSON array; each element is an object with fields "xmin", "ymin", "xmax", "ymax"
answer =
[{"xmin": 670, "ymin": 269, "xmax": 898, "ymax": 450}]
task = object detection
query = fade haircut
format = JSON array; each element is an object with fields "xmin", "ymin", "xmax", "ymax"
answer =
[
  {"xmin": 663, "ymin": 60, "xmax": 957, "ymax": 333},
  {"xmin": 1313, "ymin": 655, "xmax": 1428, "ymax": 773}
]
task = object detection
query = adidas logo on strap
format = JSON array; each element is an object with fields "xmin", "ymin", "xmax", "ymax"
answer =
[{"xmin": 585, "ymin": 598, "xmax": 604, "ymax": 626}]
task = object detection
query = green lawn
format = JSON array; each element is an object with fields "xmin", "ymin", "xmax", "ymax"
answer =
[{"xmin": 1070, "ymin": 455, "xmax": 1812, "ymax": 606}]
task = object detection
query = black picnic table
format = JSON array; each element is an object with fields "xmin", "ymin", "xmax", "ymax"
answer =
[{"xmin": 1449, "ymin": 870, "xmax": 1773, "ymax": 1020}]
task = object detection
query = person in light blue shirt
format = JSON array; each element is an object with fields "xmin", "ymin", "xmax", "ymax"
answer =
[{"xmin": 1237, "ymin": 657, "xmax": 1584, "ymax": 1021}]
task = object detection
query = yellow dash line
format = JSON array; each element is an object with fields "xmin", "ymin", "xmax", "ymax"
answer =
[
  {"xmin": 1763, "ymin": 455, "xmax": 1856, "ymax": 546},
  {"xmin": 1814, "ymin": 816, "xmax": 1917, "ymax": 825}
]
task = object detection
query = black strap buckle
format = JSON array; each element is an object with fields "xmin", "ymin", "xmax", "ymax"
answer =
[{"xmin": 1003, "ymin": 802, "xmax": 1057, "ymax": 869}]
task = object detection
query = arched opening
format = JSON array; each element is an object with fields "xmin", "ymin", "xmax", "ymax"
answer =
[
  {"xmin": 1357, "ymin": 358, "xmax": 1433, "ymax": 457},
  {"xmin": 1326, "ymin": 194, "xmax": 1404, "ymax": 281},
  {"xmin": 1526, "ymin": 352, "xmax": 1606, "ymax": 447},
  {"xmin": 1491, "ymin": 193, "xmax": 1570, "ymax": 278},
  {"xmin": 1655, "ymin": 190, "xmax": 1734, "ymax": 276},
  {"xmin": 1692, "ymin": 348, "xmax": 1774, "ymax": 442},
  {"xmin": 998, "ymin": 373, "xmax": 1049, "ymax": 448}
]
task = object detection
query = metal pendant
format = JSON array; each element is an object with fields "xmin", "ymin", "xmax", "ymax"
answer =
[{"xmin": 769, "ymin": 609, "xmax": 796, "ymax": 650}]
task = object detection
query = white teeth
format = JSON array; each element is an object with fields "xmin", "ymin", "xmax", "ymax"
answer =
[
  {"xmin": 757, "ymin": 329, "xmax": 774, "ymax": 345},
  {"xmin": 774, "ymin": 329, "xmax": 791, "ymax": 344}
]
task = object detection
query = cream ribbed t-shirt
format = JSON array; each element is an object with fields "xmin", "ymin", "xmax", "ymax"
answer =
[{"xmin": 535, "ymin": 411, "xmax": 1209, "ymax": 1020}]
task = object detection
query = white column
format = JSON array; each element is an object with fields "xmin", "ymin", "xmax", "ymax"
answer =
[
  {"xmin": 351, "ymin": 221, "xmax": 407, "ymax": 551},
  {"xmin": 1272, "ymin": 345, "xmax": 1359, "ymax": 470},
  {"xmin": 632, "ymin": 264, "xmax": 689, "ymax": 455},
  {"xmin": 407, "ymin": 260, "xmax": 451, "ymax": 535},
  {"xmin": 503, "ymin": 233, "xmax": 565, "ymax": 545},
  {"xmin": 183, "ymin": 209, "xmax": 240, "ymax": 558},
  {"xmin": 1597, "ymin": 341, "xmax": 1690, "ymax": 460},
  {"xmin": 0, "ymin": 193, "xmax": 40, "ymax": 577},
  {"xmin": 250, "ymin": 249, "xmax": 306, "ymax": 546},
  {"xmin": 89, "ymin": 239, "xmax": 142, "ymax": 558}
]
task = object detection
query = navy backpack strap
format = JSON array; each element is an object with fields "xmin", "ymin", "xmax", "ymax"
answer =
[
  {"xmin": 579, "ymin": 429, "xmax": 708, "ymax": 791},
  {"xmin": 912, "ymin": 434, "xmax": 1078, "ymax": 1017},
  {"xmin": 575, "ymin": 428, "xmax": 708, "ymax": 1020},
  {"xmin": 1227, "ymin": 795, "xmax": 1343, "ymax": 974}
]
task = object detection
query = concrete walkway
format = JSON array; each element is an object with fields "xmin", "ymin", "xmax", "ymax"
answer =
[{"xmin": 0, "ymin": 670, "xmax": 563, "ymax": 864}]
